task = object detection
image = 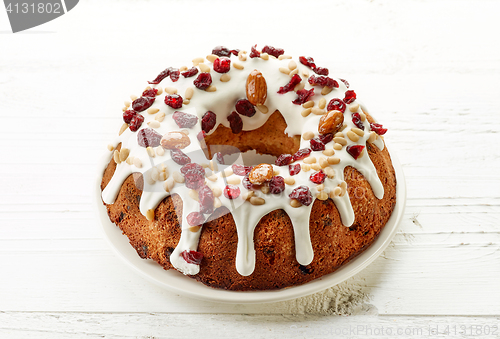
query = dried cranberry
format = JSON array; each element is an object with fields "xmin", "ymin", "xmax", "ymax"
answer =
[
  {"xmin": 249, "ymin": 44, "xmax": 260, "ymax": 58},
  {"xmin": 299, "ymin": 56, "xmax": 316, "ymax": 69},
  {"xmin": 182, "ymin": 67, "xmax": 199, "ymax": 78},
  {"xmin": 242, "ymin": 176, "xmax": 257, "ymax": 190},
  {"xmin": 313, "ymin": 67, "xmax": 329, "ymax": 76},
  {"xmin": 318, "ymin": 133, "xmax": 334, "ymax": 144},
  {"xmin": 164, "ymin": 94, "xmax": 183, "ymax": 109},
  {"xmin": 224, "ymin": 185, "xmax": 240, "ymax": 199},
  {"xmin": 310, "ymin": 137, "xmax": 325, "ymax": 151},
  {"xmin": 327, "ymin": 98, "xmax": 346, "ymax": 113},
  {"xmin": 137, "ymin": 128, "xmax": 162, "ymax": 148},
  {"xmin": 370, "ymin": 123, "xmax": 388, "ymax": 135},
  {"xmin": 232, "ymin": 164, "xmax": 253, "ymax": 176},
  {"xmin": 169, "ymin": 69, "xmax": 180, "ymax": 82},
  {"xmin": 289, "ymin": 163, "xmax": 301, "ymax": 176},
  {"xmin": 142, "ymin": 88, "xmax": 158, "ymax": 97},
  {"xmin": 227, "ymin": 111, "xmax": 243, "ymax": 134},
  {"xmin": 277, "ymin": 74, "xmax": 302, "ymax": 94},
  {"xmin": 148, "ymin": 67, "xmax": 174, "ymax": 84},
  {"xmin": 170, "ymin": 149, "xmax": 191, "ymax": 165},
  {"xmin": 193, "ymin": 72, "xmax": 212, "ymax": 90},
  {"xmin": 308, "ymin": 75, "xmax": 338, "ymax": 88},
  {"xmin": 197, "ymin": 130, "xmax": 206, "ymax": 141},
  {"xmin": 172, "ymin": 111, "xmax": 198, "ymax": 128},
  {"xmin": 293, "ymin": 148, "xmax": 312, "ymax": 161},
  {"xmin": 275, "ymin": 154, "xmax": 293, "ymax": 166},
  {"xmin": 289, "ymin": 186, "xmax": 313, "ymax": 206},
  {"xmin": 344, "ymin": 90, "xmax": 356, "ymax": 104},
  {"xmin": 235, "ymin": 99, "xmax": 256, "ymax": 117},
  {"xmin": 230, "ymin": 49, "xmax": 239, "ymax": 56},
  {"xmin": 181, "ymin": 250, "xmax": 203, "ymax": 264},
  {"xmin": 201, "ymin": 111, "xmax": 217, "ymax": 133},
  {"xmin": 132, "ymin": 96, "xmax": 155, "ymax": 112},
  {"xmin": 352, "ymin": 112, "xmax": 364, "ymax": 130},
  {"xmin": 129, "ymin": 114, "xmax": 144, "ymax": 132},
  {"xmin": 181, "ymin": 163, "xmax": 205, "ymax": 189},
  {"xmin": 346, "ymin": 145, "xmax": 365, "ymax": 160},
  {"xmin": 186, "ymin": 212, "xmax": 205, "ymax": 226},
  {"xmin": 340, "ymin": 79, "xmax": 350, "ymax": 88},
  {"xmin": 212, "ymin": 46, "xmax": 231, "ymax": 57},
  {"xmin": 310, "ymin": 170, "xmax": 326, "ymax": 184},
  {"xmin": 198, "ymin": 185, "xmax": 214, "ymax": 214},
  {"xmin": 213, "ymin": 57, "xmax": 231, "ymax": 73},
  {"xmin": 292, "ymin": 88, "xmax": 315, "ymax": 105},
  {"xmin": 269, "ymin": 176, "xmax": 285, "ymax": 194},
  {"xmin": 123, "ymin": 110, "xmax": 137, "ymax": 124},
  {"xmin": 262, "ymin": 45, "xmax": 284, "ymax": 58},
  {"xmin": 215, "ymin": 152, "xmax": 225, "ymax": 164}
]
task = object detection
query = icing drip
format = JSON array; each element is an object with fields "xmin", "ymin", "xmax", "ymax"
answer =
[{"xmin": 102, "ymin": 49, "xmax": 388, "ymax": 276}]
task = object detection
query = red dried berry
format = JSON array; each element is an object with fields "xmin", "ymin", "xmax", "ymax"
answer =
[
  {"xmin": 327, "ymin": 98, "xmax": 346, "ymax": 113},
  {"xmin": 213, "ymin": 57, "xmax": 231, "ymax": 73},
  {"xmin": 181, "ymin": 67, "xmax": 199, "ymax": 78},
  {"xmin": 186, "ymin": 212, "xmax": 205, "ymax": 227},
  {"xmin": 148, "ymin": 67, "xmax": 175, "ymax": 84},
  {"xmin": 224, "ymin": 184, "xmax": 240, "ymax": 199},
  {"xmin": 235, "ymin": 99, "xmax": 256, "ymax": 117},
  {"xmin": 142, "ymin": 88, "xmax": 158, "ymax": 97},
  {"xmin": 132, "ymin": 96, "xmax": 155, "ymax": 112},
  {"xmin": 227, "ymin": 111, "xmax": 243, "ymax": 134},
  {"xmin": 198, "ymin": 185, "xmax": 214, "ymax": 214},
  {"xmin": 346, "ymin": 145, "xmax": 365, "ymax": 160},
  {"xmin": 193, "ymin": 72, "xmax": 212, "ymax": 90},
  {"xmin": 232, "ymin": 164, "xmax": 253, "ymax": 176},
  {"xmin": 230, "ymin": 49, "xmax": 239, "ymax": 56},
  {"xmin": 129, "ymin": 114, "xmax": 144, "ymax": 132},
  {"xmin": 340, "ymin": 78, "xmax": 350, "ymax": 88},
  {"xmin": 292, "ymin": 88, "xmax": 315, "ymax": 105},
  {"xmin": 201, "ymin": 111, "xmax": 217, "ymax": 133},
  {"xmin": 242, "ymin": 176, "xmax": 256, "ymax": 190},
  {"xmin": 370, "ymin": 123, "xmax": 387, "ymax": 135},
  {"xmin": 289, "ymin": 163, "xmax": 301, "ymax": 176},
  {"xmin": 181, "ymin": 249, "xmax": 203, "ymax": 264},
  {"xmin": 310, "ymin": 137, "xmax": 325, "ymax": 151},
  {"xmin": 310, "ymin": 170, "xmax": 326, "ymax": 184},
  {"xmin": 181, "ymin": 163, "xmax": 205, "ymax": 189},
  {"xmin": 344, "ymin": 90, "xmax": 356, "ymax": 104},
  {"xmin": 299, "ymin": 56, "xmax": 316, "ymax": 69},
  {"xmin": 249, "ymin": 44, "xmax": 260, "ymax": 58},
  {"xmin": 169, "ymin": 69, "xmax": 180, "ymax": 82},
  {"xmin": 212, "ymin": 46, "xmax": 231, "ymax": 57},
  {"xmin": 277, "ymin": 74, "xmax": 302, "ymax": 94},
  {"xmin": 269, "ymin": 176, "xmax": 285, "ymax": 194},
  {"xmin": 352, "ymin": 112, "xmax": 364, "ymax": 130},
  {"xmin": 308, "ymin": 75, "xmax": 338, "ymax": 88},
  {"xmin": 123, "ymin": 109, "xmax": 137, "ymax": 124},
  {"xmin": 170, "ymin": 149, "xmax": 191, "ymax": 165},
  {"xmin": 215, "ymin": 152, "xmax": 225, "ymax": 164},
  {"xmin": 293, "ymin": 148, "xmax": 312, "ymax": 161},
  {"xmin": 197, "ymin": 130, "xmax": 206, "ymax": 141},
  {"xmin": 137, "ymin": 128, "xmax": 162, "ymax": 148},
  {"xmin": 172, "ymin": 111, "xmax": 198, "ymax": 128},
  {"xmin": 262, "ymin": 45, "xmax": 284, "ymax": 58},
  {"xmin": 313, "ymin": 67, "xmax": 329, "ymax": 76},
  {"xmin": 275, "ymin": 154, "xmax": 293, "ymax": 166},
  {"xmin": 164, "ymin": 94, "xmax": 183, "ymax": 109},
  {"xmin": 318, "ymin": 133, "xmax": 334, "ymax": 144},
  {"xmin": 289, "ymin": 186, "xmax": 313, "ymax": 206}
]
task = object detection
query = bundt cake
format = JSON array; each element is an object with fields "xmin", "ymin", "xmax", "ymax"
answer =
[{"xmin": 100, "ymin": 45, "xmax": 397, "ymax": 291}]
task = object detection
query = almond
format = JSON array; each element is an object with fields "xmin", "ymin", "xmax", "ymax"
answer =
[
  {"xmin": 318, "ymin": 110, "xmax": 344, "ymax": 135},
  {"xmin": 160, "ymin": 131, "xmax": 191, "ymax": 149},
  {"xmin": 246, "ymin": 69, "xmax": 267, "ymax": 105},
  {"xmin": 248, "ymin": 163, "xmax": 274, "ymax": 185}
]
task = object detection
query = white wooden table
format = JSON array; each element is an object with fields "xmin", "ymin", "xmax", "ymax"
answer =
[{"xmin": 1, "ymin": 0, "xmax": 499, "ymax": 337}]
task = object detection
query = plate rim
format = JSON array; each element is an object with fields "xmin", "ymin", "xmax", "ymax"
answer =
[{"xmin": 93, "ymin": 147, "xmax": 406, "ymax": 304}]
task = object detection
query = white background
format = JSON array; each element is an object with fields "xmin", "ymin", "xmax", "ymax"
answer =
[{"xmin": 1, "ymin": 0, "xmax": 499, "ymax": 338}]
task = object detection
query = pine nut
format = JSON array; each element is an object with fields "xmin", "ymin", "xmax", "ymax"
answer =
[
  {"xmin": 156, "ymin": 87, "xmax": 163, "ymax": 95},
  {"xmin": 238, "ymin": 54, "xmax": 247, "ymax": 61},
  {"xmin": 205, "ymin": 85, "xmax": 217, "ymax": 92},
  {"xmin": 368, "ymin": 131, "xmax": 377, "ymax": 143},
  {"xmin": 107, "ymin": 144, "xmax": 114, "ymax": 152},
  {"xmin": 352, "ymin": 127, "xmax": 365, "ymax": 136},
  {"xmin": 317, "ymin": 191, "xmax": 328, "ymax": 200},
  {"xmin": 192, "ymin": 57, "xmax": 204, "ymax": 66},
  {"xmin": 324, "ymin": 167, "xmax": 335, "ymax": 178},
  {"xmin": 220, "ymin": 74, "xmax": 231, "ymax": 82},
  {"xmin": 302, "ymin": 69, "xmax": 309, "ymax": 77},
  {"xmin": 347, "ymin": 130, "xmax": 360, "ymax": 142},
  {"xmin": 250, "ymin": 197, "xmax": 265, "ymax": 205},
  {"xmin": 119, "ymin": 123, "xmax": 128, "ymax": 136},
  {"xmin": 242, "ymin": 191, "xmax": 254, "ymax": 201},
  {"xmin": 126, "ymin": 156, "xmax": 134, "ymax": 165},
  {"xmin": 113, "ymin": 150, "xmax": 121, "ymax": 164},
  {"xmin": 333, "ymin": 143, "xmax": 343, "ymax": 150},
  {"xmin": 290, "ymin": 199, "xmax": 302, "ymax": 208},
  {"xmin": 288, "ymin": 60, "xmax": 297, "ymax": 70},
  {"xmin": 303, "ymin": 156, "xmax": 316, "ymax": 164},
  {"xmin": 302, "ymin": 131, "xmax": 315, "ymax": 140},
  {"xmin": 294, "ymin": 81, "xmax": 305, "ymax": 91},
  {"xmin": 311, "ymin": 163, "xmax": 321, "ymax": 171},
  {"xmin": 146, "ymin": 146, "xmax": 155, "ymax": 157},
  {"xmin": 189, "ymin": 189, "xmax": 199, "ymax": 201},
  {"xmin": 164, "ymin": 178, "xmax": 174, "ymax": 192},
  {"xmin": 318, "ymin": 97, "xmax": 326, "ymax": 110},
  {"xmin": 180, "ymin": 66, "xmax": 188, "ymax": 72},
  {"xmin": 151, "ymin": 167, "xmax": 160, "ymax": 182},
  {"xmin": 223, "ymin": 167, "xmax": 233, "ymax": 177},
  {"xmin": 284, "ymin": 177, "xmax": 295, "ymax": 185},
  {"xmin": 321, "ymin": 86, "xmax": 333, "ymax": 95},
  {"xmin": 327, "ymin": 156, "xmax": 341, "ymax": 165},
  {"xmin": 319, "ymin": 157, "xmax": 328, "ymax": 168},
  {"xmin": 301, "ymin": 108, "xmax": 312, "ymax": 117},
  {"xmin": 302, "ymin": 100, "xmax": 314, "ymax": 108},
  {"xmin": 260, "ymin": 186, "xmax": 270, "ymax": 194},
  {"xmin": 183, "ymin": 99, "xmax": 190, "ymax": 105},
  {"xmin": 227, "ymin": 177, "xmax": 241, "ymax": 185},
  {"xmin": 188, "ymin": 225, "xmax": 201, "ymax": 233},
  {"xmin": 146, "ymin": 209, "xmax": 155, "ymax": 221},
  {"xmin": 155, "ymin": 112, "xmax": 166, "ymax": 122},
  {"xmin": 207, "ymin": 174, "xmax": 218, "ymax": 182},
  {"xmin": 148, "ymin": 121, "xmax": 160, "ymax": 128},
  {"xmin": 312, "ymin": 108, "xmax": 326, "ymax": 115},
  {"xmin": 119, "ymin": 148, "xmax": 130, "ymax": 162},
  {"xmin": 133, "ymin": 158, "xmax": 142, "ymax": 168},
  {"xmin": 360, "ymin": 112, "xmax": 366, "ymax": 121},
  {"xmin": 206, "ymin": 54, "xmax": 218, "ymax": 63},
  {"xmin": 185, "ymin": 87, "xmax": 194, "ymax": 100},
  {"xmin": 334, "ymin": 132, "xmax": 344, "ymax": 138},
  {"xmin": 278, "ymin": 55, "xmax": 292, "ymax": 60},
  {"xmin": 349, "ymin": 103, "xmax": 360, "ymax": 112},
  {"xmin": 130, "ymin": 94, "xmax": 138, "ymax": 101},
  {"xmin": 124, "ymin": 101, "xmax": 131, "ymax": 108},
  {"xmin": 199, "ymin": 63, "xmax": 210, "ymax": 73},
  {"xmin": 330, "ymin": 186, "xmax": 342, "ymax": 198},
  {"xmin": 333, "ymin": 137, "xmax": 347, "ymax": 146},
  {"xmin": 289, "ymin": 68, "xmax": 299, "ymax": 77},
  {"xmin": 257, "ymin": 104, "xmax": 268, "ymax": 113},
  {"xmin": 301, "ymin": 164, "xmax": 311, "ymax": 172},
  {"xmin": 212, "ymin": 186, "xmax": 222, "ymax": 197},
  {"xmin": 233, "ymin": 62, "xmax": 244, "ymax": 70},
  {"xmin": 156, "ymin": 146, "xmax": 165, "ymax": 156},
  {"xmin": 279, "ymin": 67, "xmax": 291, "ymax": 75},
  {"xmin": 322, "ymin": 149, "xmax": 335, "ymax": 156},
  {"xmin": 147, "ymin": 107, "xmax": 159, "ymax": 115},
  {"xmin": 316, "ymin": 184, "xmax": 325, "ymax": 191},
  {"xmin": 214, "ymin": 197, "xmax": 222, "ymax": 208},
  {"xmin": 260, "ymin": 53, "xmax": 269, "ymax": 60},
  {"xmin": 173, "ymin": 171, "xmax": 184, "ymax": 183}
]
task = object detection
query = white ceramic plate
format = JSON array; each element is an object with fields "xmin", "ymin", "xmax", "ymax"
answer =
[{"xmin": 94, "ymin": 150, "xmax": 406, "ymax": 304}]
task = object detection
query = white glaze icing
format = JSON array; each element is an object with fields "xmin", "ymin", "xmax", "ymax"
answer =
[{"xmin": 102, "ymin": 48, "xmax": 387, "ymax": 276}]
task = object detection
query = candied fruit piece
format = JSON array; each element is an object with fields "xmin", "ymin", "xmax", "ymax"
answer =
[
  {"xmin": 148, "ymin": 67, "xmax": 175, "ymax": 84},
  {"xmin": 172, "ymin": 111, "xmax": 198, "ymax": 128},
  {"xmin": 340, "ymin": 78, "xmax": 350, "ymax": 88},
  {"xmin": 308, "ymin": 75, "xmax": 338, "ymax": 88},
  {"xmin": 181, "ymin": 163, "xmax": 205, "ymax": 190},
  {"xmin": 212, "ymin": 46, "xmax": 231, "ymax": 57},
  {"xmin": 142, "ymin": 88, "xmax": 158, "ymax": 97},
  {"xmin": 186, "ymin": 212, "xmax": 205, "ymax": 227},
  {"xmin": 318, "ymin": 133, "xmax": 334, "ymax": 145},
  {"xmin": 249, "ymin": 44, "xmax": 260, "ymax": 58}
]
